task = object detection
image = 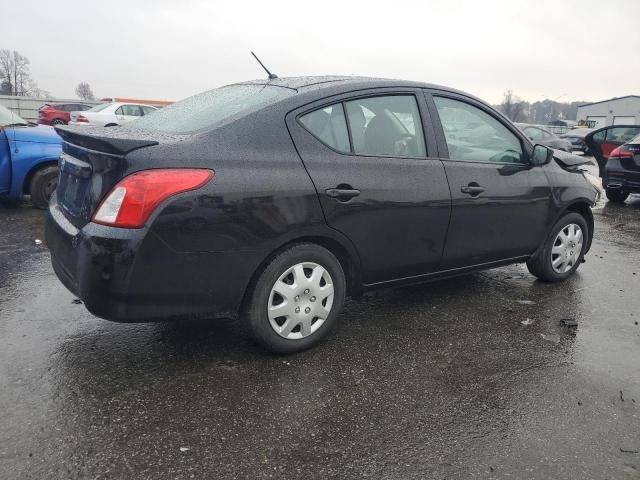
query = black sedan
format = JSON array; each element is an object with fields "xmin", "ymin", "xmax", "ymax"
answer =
[{"xmin": 47, "ymin": 77, "xmax": 599, "ymax": 353}]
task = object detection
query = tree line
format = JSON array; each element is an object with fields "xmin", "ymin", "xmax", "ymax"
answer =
[
  {"xmin": 498, "ymin": 89, "xmax": 587, "ymax": 125},
  {"xmin": 0, "ymin": 48, "xmax": 94, "ymax": 100}
]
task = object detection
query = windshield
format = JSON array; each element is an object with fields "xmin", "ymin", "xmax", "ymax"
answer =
[
  {"xmin": 0, "ymin": 104, "xmax": 27, "ymax": 126},
  {"xmin": 87, "ymin": 103, "xmax": 111, "ymax": 112},
  {"xmin": 125, "ymin": 84, "xmax": 293, "ymax": 134}
]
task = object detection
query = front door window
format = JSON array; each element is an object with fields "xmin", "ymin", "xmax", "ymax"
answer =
[{"xmin": 434, "ymin": 96, "xmax": 524, "ymax": 164}]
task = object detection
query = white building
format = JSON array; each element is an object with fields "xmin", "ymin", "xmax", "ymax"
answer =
[{"xmin": 576, "ymin": 95, "xmax": 640, "ymax": 128}]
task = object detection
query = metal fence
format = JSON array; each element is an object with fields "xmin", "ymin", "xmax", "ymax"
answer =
[{"xmin": 0, "ymin": 95, "xmax": 101, "ymax": 122}]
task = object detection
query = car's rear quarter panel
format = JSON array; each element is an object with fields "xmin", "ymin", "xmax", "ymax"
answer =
[{"xmin": 82, "ymin": 105, "xmax": 329, "ymax": 320}]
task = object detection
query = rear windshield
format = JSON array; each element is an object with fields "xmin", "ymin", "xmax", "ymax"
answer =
[{"xmin": 124, "ymin": 84, "xmax": 292, "ymax": 134}]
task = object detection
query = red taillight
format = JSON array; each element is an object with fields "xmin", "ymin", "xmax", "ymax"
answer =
[
  {"xmin": 77, "ymin": 115, "xmax": 89, "ymax": 123},
  {"xmin": 92, "ymin": 169, "xmax": 214, "ymax": 228},
  {"xmin": 608, "ymin": 147, "xmax": 633, "ymax": 160}
]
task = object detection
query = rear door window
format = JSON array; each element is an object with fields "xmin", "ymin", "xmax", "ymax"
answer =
[
  {"xmin": 344, "ymin": 95, "xmax": 426, "ymax": 157},
  {"xmin": 299, "ymin": 104, "xmax": 350, "ymax": 153},
  {"xmin": 122, "ymin": 105, "xmax": 143, "ymax": 116},
  {"xmin": 606, "ymin": 127, "xmax": 640, "ymax": 143}
]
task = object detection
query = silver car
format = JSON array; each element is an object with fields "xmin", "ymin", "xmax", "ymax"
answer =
[{"xmin": 516, "ymin": 123, "xmax": 572, "ymax": 152}]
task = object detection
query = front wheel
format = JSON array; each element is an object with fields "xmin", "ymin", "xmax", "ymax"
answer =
[
  {"xmin": 527, "ymin": 212, "xmax": 588, "ymax": 282},
  {"xmin": 246, "ymin": 243, "xmax": 346, "ymax": 354},
  {"xmin": 606, "ymin": 189, "xmax": 629, "ymax": 204}
]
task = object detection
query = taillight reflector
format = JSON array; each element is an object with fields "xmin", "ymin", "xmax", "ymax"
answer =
[
  {"xmin": 77, "ymin": 115, "xmax": 89, "ymax": 123},
  {"xmin": 92, "ymin": 169, "xmax": 214, "ymax": 228},
  {"xmin": 608, "ymin": 147, "xmax": 633, "ymax": 160}
]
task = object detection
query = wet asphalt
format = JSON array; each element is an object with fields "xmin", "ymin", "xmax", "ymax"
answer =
[{"xmin": 1, "ymin": 193, "xmax": 639, "ymax": 479}]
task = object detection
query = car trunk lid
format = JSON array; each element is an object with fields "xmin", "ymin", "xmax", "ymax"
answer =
[{"xmin": 54, "ymin": 126, "xmax": 162, "ymax": 229}]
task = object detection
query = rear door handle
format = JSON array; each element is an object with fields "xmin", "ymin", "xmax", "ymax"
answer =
[
  {"xmin": 460, "ymin": 185, "xmax": 485, "ymax": 196},
  {"xmin": 325, "ymin": 188, "xmax": 361, "ymax": 201}
]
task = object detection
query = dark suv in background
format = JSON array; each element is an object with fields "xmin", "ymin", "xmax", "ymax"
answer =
[
  {"xmin": 47, "ymin": 77, "xmax": 600, "ymax": 353},
  {"xmin": 585, "ymin": 125, "xmax": 640, "ymax": 202}
]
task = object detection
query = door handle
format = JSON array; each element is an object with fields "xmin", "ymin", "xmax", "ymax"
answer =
[
  {"xmin": 460, "ymin": 184, "xmax": 485, "ymax": 196},
  {"xmin": 325, "ymin": 187, "xmax": 361, "ymax": 201}
]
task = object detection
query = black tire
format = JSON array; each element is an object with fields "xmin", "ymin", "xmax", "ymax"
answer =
[
  {"xmin": 606, "ymin": 189, "xmax": 629, "ymax": 204},
  {"xmin": 51, "ymin": 119, "xmax": 65, "ymax": 126},
  {"xmin": 29, "ymin": 166, "xmax": 59, "ymax": 209},
  {"xmin": 527, "ymin": 212, "xmax": 589, "ymax": 283},
  {"xmin": 246, "ymin": 243, "xmax": 346, "ymax": 354}
]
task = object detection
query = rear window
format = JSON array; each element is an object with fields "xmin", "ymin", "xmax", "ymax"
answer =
[{"xmin": 125, "ymin": 84, "xmax": 292, "ymax": 134}]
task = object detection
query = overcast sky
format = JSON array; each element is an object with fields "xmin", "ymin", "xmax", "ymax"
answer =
[{"xmin": 2, "ymin": 0, "xmax": 639, "ymax": 104}]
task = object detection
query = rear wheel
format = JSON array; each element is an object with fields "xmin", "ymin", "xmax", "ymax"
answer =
[
  {"xmin": 29, "ymin": 166, "xmax": 58, "ymax": 209},
  {"xmin": 246, "ymin": 243, "xmax": 346, "ymax": 354},
  {"xmin": 51, "ymin": 119, "xmax": 65, "ymax": 126},
  {"xmin": 527, "ymin": 212, "xmax": 588, "ymax": 282},
  {"xmin": 606, "ymin": 189, "xmax": 629, "ymax": 204}
]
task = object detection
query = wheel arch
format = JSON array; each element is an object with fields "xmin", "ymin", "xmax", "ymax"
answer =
[
  {"xmin": 555, "ymin": 201, "xmax": 595, "ymax": 254},
  {"xmin": 239, "ymin": 233, "xmax": 363, "ymax": 317},
  {"xmin": 22, "ymin": 160, "xmax": 58, "ymax": 194}
]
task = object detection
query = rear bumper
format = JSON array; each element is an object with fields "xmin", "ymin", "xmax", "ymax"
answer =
[
  {"xmin": 604, "ymin": 161, "xmax": 640, "ymax": 193},
  {"xmin": 46, "ymin": 194, "xmax": 255, "ymax": 322}
]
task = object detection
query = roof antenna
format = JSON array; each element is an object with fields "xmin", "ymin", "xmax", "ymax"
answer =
[{"xmin": 251, "ymin": 51, "xmax": 278, "ymax": 80}]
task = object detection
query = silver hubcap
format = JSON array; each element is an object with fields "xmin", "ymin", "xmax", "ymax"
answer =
[
  {"xmin": 551, "ymin": 223, "xmax": 584, "ymax": 274},
  {"xmin": 268, "ymin": 262, "xmax": 334, "ymax": 340}
]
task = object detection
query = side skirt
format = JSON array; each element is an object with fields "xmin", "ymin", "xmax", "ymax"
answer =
[{"xmin": 362, "ymin": 256, "xmax": 530, "ymax": 290}]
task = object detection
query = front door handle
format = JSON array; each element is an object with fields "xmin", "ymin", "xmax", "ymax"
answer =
[
  {"xmin": 325, "ymin": 187, "xmax": 361, "ymax": 202},
  {"xmin": 460, "ymin": 184, "xmax": 485, "ymax": 196}
]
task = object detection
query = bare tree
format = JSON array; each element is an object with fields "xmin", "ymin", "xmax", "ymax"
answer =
[
  {"xmin": 75, "ymin": 82, "xmax": 95, "ymax": 101},
  {"xmin": 500, "ymin": 90, "xmax": 526, "ymax": 122},
  {"xmin": 0, "ymin": 49, "xmax": 46, "ymax": 97}
]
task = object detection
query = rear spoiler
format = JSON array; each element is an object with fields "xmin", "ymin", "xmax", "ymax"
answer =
[{"xmin": 55, "ymin": 126, "xmax": 159, "ymax": 156}]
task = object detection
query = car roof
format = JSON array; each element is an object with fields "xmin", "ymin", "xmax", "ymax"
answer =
[
  {"xmin": 110, "ymin": 102, "xmax": 157, "ymax": 107},
  {"xmin": 50, "ymin": 102, "xmax": 89, "ymax": 107},
  {"xmin": 236, "ymin": 75, "xmax": 477, "ymax": 99}
]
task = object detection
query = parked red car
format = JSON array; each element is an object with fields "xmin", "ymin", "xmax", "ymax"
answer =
[{"xmin": 38, "ymin": 103, "xmax": 94, "ymax": 126}]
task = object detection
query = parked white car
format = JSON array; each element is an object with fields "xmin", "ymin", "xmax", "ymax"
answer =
[{"xmin": 69, "ymin": 102, "xmax": 157, "ymax": 127}]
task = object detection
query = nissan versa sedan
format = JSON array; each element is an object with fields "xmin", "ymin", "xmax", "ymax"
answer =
[{"xmin": 46, "ymin": 77, "xmax": 599, "ymax": 353}]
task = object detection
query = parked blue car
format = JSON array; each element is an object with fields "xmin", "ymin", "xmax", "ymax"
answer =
[{"xmin": 0, "ymin": 104, "xmax": 62, "ymax": 208}]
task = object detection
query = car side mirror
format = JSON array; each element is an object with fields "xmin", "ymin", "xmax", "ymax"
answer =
[{"xmin": 531, "ymin": 144, "xmax": 553, "ymax": 166}]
